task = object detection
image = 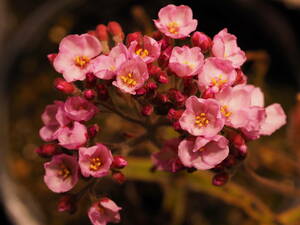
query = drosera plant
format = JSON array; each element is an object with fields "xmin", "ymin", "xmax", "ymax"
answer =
[{"xmin": 36, "ymin": 4, "xmax": 287, "ymax": 225}]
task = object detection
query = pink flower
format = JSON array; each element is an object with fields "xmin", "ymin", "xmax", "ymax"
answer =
[
  {"xmin": 169, "ymin": 46, "xmax": 204, "ymax": 77},
  {"xmin": 260, "ymin": 103, "xmax": 286, "ymax": 135},
  {"xmin": 53, "ymin": 34, "xmax": 102, "ymax": 82},
  {"xmin": 178, "ymin": 135, "xmax": 229, "ymax": 170},
  {"xmin": 78, "ymin": 143, "xmax": 113, "ymax": 178},
  {"xmin": 151, "ymin": 138, "xmax": 183, "ymax": 173},
  {"xmin": 88, "ymin": 198, "xmax": 121, "ymax": 225},
  {"xmin": 57, "ymin": 122, "xmax": 88, "ymax": 150},
  {"xmin": 212, "ymin": 28, "xmax": 246, "ymax": 68},
  {"xmin": 129, "ymin": 35, "xmax": 161, "ymax": 63},
  {"xmin": 91, "ymin": 44, "xmax": 128, "ymax": 80},
  {"xmin": 154, "ymin": 4, "xmax": 197, "ymax": 39},
  {"xmin": 214, "ymin": 86, "xmax": 253, "ymax": 128},
  {"xmin": 44, "ymin": 154, "xmax": 79, "ymax": 193},
  {"xmin": 112, "ymin": 58, "xmax": 149, "ymax": 94},
  {"xmin": 179, "ymin": 96, "xmax": 224, "ymax": 137},
  {"xmin": 198, "ymin": 57, "xmax": 237, "ymax": 94},
  {"xmin": 64, "ymin": 96, "xmax": 99, "ymax": 121},
  {"xmin": 39, "ymin": 101, "xmax": 70, "ymax": 142}
]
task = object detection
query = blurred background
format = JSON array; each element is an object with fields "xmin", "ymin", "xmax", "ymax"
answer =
[{"xmin": 0, "ymin": 0, "xmax": 300, "ymax": 224}]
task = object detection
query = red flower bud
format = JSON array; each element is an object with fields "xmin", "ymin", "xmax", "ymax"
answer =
[
  {"xmin": 83, "ymin": 89, "xmax": 96, "ymax": 100},
  {"xmin": 146, "ymin": 81, "xmax": 158, "ymax": 91},
  {"xmin": 96, "ymin": 24, "xmax": 109, "ymax": 41},
  {"xmin": 141, "ymin": 104, "xmax": 154, "ymax": 116},
  {"xmin": 107, "ymin": 21, "xmax": 124, "ymax": 43},
  {"xmin": 35, "ymin": 143, "xmax": 61, "ymax": 158},
  {"xmin": 153, "ymin": 93, "xmax": 169, "ymax": 105},
  {"xmin": 147, "ymin": 64, "xmax": 161, "ymax": 76},
  {"xmin": 167, "ymin": 108, "xmax": 183, "ymax": 122},
  {"xmin": 96, "ymin": 84, "xmax": 109, "ymax": 101},
  {"xmin": 53, "ymin": 78, "xmax": 75, "ymax": 94},
  {"xmin": 57, "ymin": 194, "xmax": 77, "ymax": 214},
  {"xmin": 112, "ymin": 171, "xmax": 126, "ymax": 184},
  {"xmin": 158, "ymin": 46, "xmax": 173, "ymax": 68},
  {"xmin": 156, "ymin": 71, "xmax": 169, "ymax": 84},
  {"xmin": 201, "ymin": 88, "xmax": 215, "ymax": 99},
  {"xmin": 183, "ymin": 78, "xmax": 198, "ymax": 96},
  {"xmin": 112, "ymin": 155, "xmax": 128, "ymax": 169},
  {"xmin": 191, "ymin": 31, "xmax": 212, "ymax": 53},
  {"xmin": 88, "ymin": 124, "xmax": 100, "ymax": 139},
  {"xmin": 87, "ymin": 30, "xmax": 97, "ymax": 37},
  {"xmin": 151, "ymin": 30, "xmax": 163, "ymax": 40},
  {"xmin": 172, "ymin": 121, "xmax": 182, "ymax": 131},
  {"xmin": 221, "ymin": 155, "xmax": 237, "ymax": 168},
  {"xmin": 85, "ymin": 72, "xmax": 97, "ymax": 88},
  {"xmin": 126, "ymin": 32, "xmax": 142, "ymax": 46},
  {"xmin": 212, "ymin": 172, "xmax": 229, "ymax": 186},
  {"xmin": 47, "ymin": 53, "xmax": 57, "ymax": 63},
  {"xmin": 135, "ymin": 87, "xmax": 147, "ymax": 96},
  {"xmin": 167, "ymin": 89, "xmax": 185, "ymax": 106},
  {"xmin": 234, "ymin": 69, "xmax": 248, "ymax": 85},
  {"xmin": 159, "ymin": 36, "xmax": 172, "ymax": 51}
]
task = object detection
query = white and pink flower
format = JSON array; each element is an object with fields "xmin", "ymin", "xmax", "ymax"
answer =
[
  {"xmin": 53, "ymin": 34, "xmax": 102, "ymax": 82},
  {"xmin": 154, "ymin": 4, "xmax": 197, "ymax": 39},
  {"xmin": 169, "ymin": 46, "xmax": 204, "ymax": 77},
  {"xmin": 79, "ymin": 143, "xmax": 113, "ymax": 178}
]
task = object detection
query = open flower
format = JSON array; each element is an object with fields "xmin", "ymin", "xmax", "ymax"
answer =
[
  {"xmin": 178, "ymin": 135, "xmax": 229, "ymax": 170},
  {"xmin": 154, "ymin": 4, "xmax": 197, "ymax": 39},
  {"xmin": 169, "ymin": 46, "xmax": 204, "ymax": 77},
  {"xmin": 212, "ymin": 28, "xmax": 246, "ymax": 68},
  {"xmin": 91, "ymin": 43, "xmax": 128, "ymax": 80},
  {"xmin": 88, "ymin": 198, "xmax": 121, "ymax": 225},
  {"xmin": 64, "ymin": 96, "xmax": 99, "ymax": 122},
  {"xmin": 78, "ymin": 143, "xmax": 113, "ymax": 178},
  {"xmin": 129, "ymin": 35, "xmax": 161, "ymax": 63},
  {"xmin": 198, "ymin": 57, "xmax": 237, "ymax": 94},
  {"xmin": 113, "ymin": 58, "xmax": 149, "ymax": 94},
  {"xmin": 179, "ymin": 96, "xmax": 224, "ymax": 137},
  {"xmin": 57, "ymin": 122, "xmax": 88, "ymax": 150},
  {"xmin": 39, "ymin": 101, "xmax": 70, "ymax": 142},
  {"xmin": 151, "ymin": 138, "xmax": 183, "ymax": 173},
  {"xmin": 53, "ymin": 34, "xmax": 102, "ymax": 82},
  {"xmin": 44, "ymin": 154, "xmax": 79, "ymax": 193}
]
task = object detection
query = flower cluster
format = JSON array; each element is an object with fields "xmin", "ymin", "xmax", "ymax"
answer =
[{"xmin": 37, "ymin": 4, "xmax": 286, "ymax": 224}]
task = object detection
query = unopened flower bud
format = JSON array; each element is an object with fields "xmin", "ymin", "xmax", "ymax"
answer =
[
  {"xmin": 107, "ymin": 21, "xmax": 124, "ymax": 43},
  {"xmin": 35, "ymin": 143, "xmax": 61, "ymax": 158},
  {"xmin": 201, "ymin": 88, "xmax": 215, "ymax": 99},
  {"xmin": 212, "ymin": 172, "xmax": 229, "ymax": 186},
  {"xmin": 167, "ymin": 89, "xmax": 185, "ymax": 106},
  {"xmin": 172, "ymin": 121, "xmax": 182, "ymax": 131},
  {"xmin": 57, "ymin": 194, "xmax": 77, "ymax": 214},
  {"xmin": 135, "ymin": 87, "xmax": 147, "ymax": 96},
  {"xmin": 96, "ymin": 84, "xmax": 109, "ymax": 100},
  {"xmin": 126, "ymin": 32, "xmax": 142, "ymax": 46},
  {"xmin": 112, "ymin": 155, "xmax": 128, "ymax": 169},
  {"xmin": 88, "ymin": 124, "xmax": 100, "ymax": 139},
  {"xmin": 191, "ymin": 31, "xmax": 212, "ymax": 53},
  {"xmin": 47, "ymin": 53, "xmax": 57, "ymax": 63},
  {"xmin": 146, "ymin": 81, "xmax": 158, "ymax": 91},
  {"xmin": 54, "ymin": 78, "xmax": 75, "ymax": 94},
  {"xmin": 156, "ymin": 71, "xmax": 169, "ymax": 84},
  {"xmin": 234, "ymin": 69, "xmax": 247, "ymax": 85},
  {"xmin": 85, "ymin": 72, "xmax": 97, "ymax": 88},
  {"xmin": 158, "ymin": 46, "xmax": 173, "ymax": 68},
  {"xmin": 84, "ymin": 89, "xmax": 96, "ymax": 100},
  {"xmin": 141, "ymin": 104, "xmax": 154, "ymax": 116},
  {"xmin": 147, "ymin": 64, "xmax": 161, "ymax": 76},
  {"xmin": 112, "ymin": 171, "xmax": 126, "ymax": 184},
  {"xmin": 183, "ymin": 78, "xmax": 198, "ymax": 96},
  {"xmin": 167, "ymin": 108, "xmax": 183, "ymax": 122},
  {"xmin": 96, "ymin": 24, "xmax": 109, "ymax": 41},
  {"xmin": 153, "ymin": 93, "xmax": 169, "ymax": 105},
  {"xmin": 159, "ymin": 36, "xmax": 172, "ymax": 51},
  {"xmin": 87, "ymin": 30, "xmax": 97, "ymax": 37},
  {"xmin": 222, "ymin": 155, "xmax": 237, "ymax": 168},
  {"xmin": 151, "ymin": 30, "xmax": 163, "ymax": 40}
]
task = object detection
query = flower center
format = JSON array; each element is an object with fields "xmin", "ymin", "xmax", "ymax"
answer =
[
  {"xmin": 211, "ymin": 74, "xmax": 227, "ymax": 87},
  {"xmin": 167, "ymin": 22, "xmax": 179, "ymax": 34},
  {"xmin": 195, "ymin": 112, "xmax": 209, "ymax": 127},
  {"xmin": 89, "ymin": 157, "xmax": 102, "ymax": 171},
  {"xmin": 120, "ymin": 72, "xmax": 137, "ymax": 87},
  {"xmin": 74, "ymin": 56, "xmax": 90, "ymax": 68},
  {"xmin": 57, "ymin": 164, "xmax": 71, "ymax": 180},
  {"xmin": 183, "ymin": 61, "xmax": 195, "ymax": 69},
  {"xmin": 135, "ymin": 48, "xmax": 149, "ymax": 58},
  {"xmin": 220, "ymin": 105, "xmax": 232, "ymax": 118}
]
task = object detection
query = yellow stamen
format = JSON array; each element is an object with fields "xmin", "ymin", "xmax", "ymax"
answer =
[
  {"xmin": 57, "ymin": 164, "xmax": 70, "ymax": 180},
  {"xmin": 195, "ymin": 112, "xmax": 209, "ymax": 128},
  {"xmin": 183, "ymin": 61, "xmax": 195, "ymax": 69},
  {"xmin": 220, "ymin": 105, "xmax": 232, "ymax": 118},
  {"xmin": 211, "ymin": 74, "xmax": 227, "ymax": 87},
  {"xmin": 74, "ymin": 56, "xmax": 90, "ymax": 68},
  {"xmin": 89, "ymin": 157, "xmax": 102, "ymax": 171},
  {"xmin": 120, "ymin": 72, "xmax": 137, "ymax": 87},
  {"xmin": 136, "ymin": 48, "xmax": 149, "ymax": 58},
  {"xmin": 167, "ymin": 22, "xmax": 179, "ymax": 34}
]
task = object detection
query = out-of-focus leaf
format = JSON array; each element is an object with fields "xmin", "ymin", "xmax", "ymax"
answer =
[{"xmin": 278, "ymin": 206, "xmax": 300, "ymax": 225}]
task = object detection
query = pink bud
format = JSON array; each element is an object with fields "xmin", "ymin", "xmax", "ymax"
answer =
[
  {"xmin": 57, "ymin": 194, "xmax": 77, "ymax": 214},
  {"xmin": 83, "ymin": 89, "xmax": 96, "ymax": 100},
  {"xmin": 167, "ymin": 89, "xmax": 185, "ymax": 106},
  {"xmin": 135, "ymin": 87, "xmax": 147, "ymax": 96},
  {"xmin": 96, "ymin": 24, "xmax": 109, "ymax": 41},
  {"xmin": 159, "ymin": 36, "xmax": 172, "ymax": 51},
  {"xmin": 146, "ymin": 81, "xmax": 158, "ymax": 91},
  {"xmin": 112, "ymin": 171, "xmax": 126, "ymax": 184},
  {"xmin": 201, "ymin": 88, "xmax": 215, "ymax": 99},
  {"xmin": 35, "ymin": 143, "xmax": 61, "ymax": 158},
  {"xmin": 156, "ymin": 71, "xmax": 169, "ymax": 84},
  {"xmin": 153, "ymin": 93, "xmax": 169, "ymax": 104},
  {"xmin": 54, "ymin": 78, "xmax": 75, "ymax": 94},
  {"xmin": 85, "ymin": 72, "xmax": 97, "ymax": 88},
  {"xmin": 88, "ymin": 124, "xmax": 100, "ymax": 138},
  {"xmin": 234, "ymin": 69, "xmax": 248, "ymax": 85},
  {"xmin": 191, "ymin": 31, "xmax": 212, "ymax": 53},
  {"xmin": 107, "ymin": 21, "xmax": 124, "ymax": 43},
  {"xmin": 96, "ymin": 84, "xmax": 109, "ymax": 100},
  {"xmin": 147, "ymin": 64, "xmax": 161, "ymax": 76},
  {"xmin": 112, "ymin": 155, "xmax": 128, "ymax": 169},
  {"xmin": 183, "ymin": 78, "xmax": 198, "ymax": 96},
  {"xmin": 141, "ymin": 104, "xmax": 154, "ymax": 116},
  {"xmin": 158, "ymin": 46, "xmax": 173, "ymax": 68},
  {"xmin": 126, "ymin": 32, "xmax": 142, "ymax": 46},
  {"xmin": 47, "ymin": 53, "xmax": 57, "ymax": 63},
  {"xmin": 168, "ymin": 109, "xmax": 183, "ymax": 122},
  {"xmin": 212, "ymin": 172, "xmax": 229, "ymax": 186},
  {"xmin": 172, "ymin": 121, "xmax": 182, "ymax": 131}
]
